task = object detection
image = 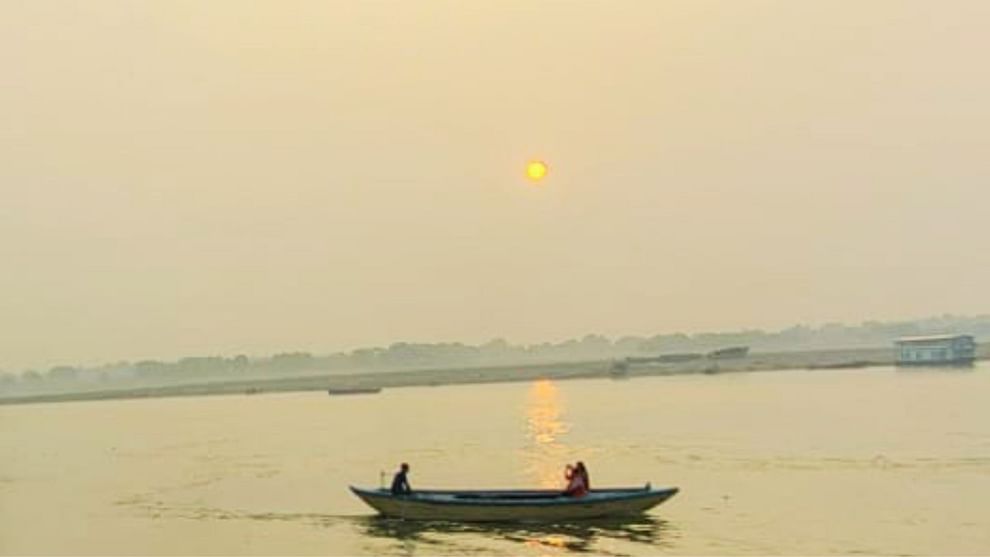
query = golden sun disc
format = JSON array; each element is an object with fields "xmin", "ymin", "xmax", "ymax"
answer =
[{"xmin": 526, "ymin": 160, "xmax": 548, "ymax": 182}]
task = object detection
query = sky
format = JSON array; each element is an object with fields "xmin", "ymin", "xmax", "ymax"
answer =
[{"xmin": 2, "ymin": 1, "xmax": 988, "ymax": 371}]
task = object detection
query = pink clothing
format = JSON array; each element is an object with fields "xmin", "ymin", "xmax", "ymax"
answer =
[{"xmin": 564, "ymin": 468, "xmax": 588, "ymax": 497}]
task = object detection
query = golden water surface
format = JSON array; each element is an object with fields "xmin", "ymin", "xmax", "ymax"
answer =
[{"xmin": 2, "ymin": 365, "xmax": 989, "ymax": 555}]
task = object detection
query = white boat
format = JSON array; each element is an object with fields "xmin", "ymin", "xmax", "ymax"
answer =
[{"xmin": 349, "ymin": 485, "xmax": 678, "ymax": 522}]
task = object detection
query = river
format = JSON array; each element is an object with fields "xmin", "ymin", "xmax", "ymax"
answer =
[{"xmin": 1, "ymin": 365, "xmax": 988, "ymax": 555}]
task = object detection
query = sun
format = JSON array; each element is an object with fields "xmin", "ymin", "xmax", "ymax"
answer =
[{"xmin": 526, "ymin": 160, "xmax": 548, "ymax": 182}]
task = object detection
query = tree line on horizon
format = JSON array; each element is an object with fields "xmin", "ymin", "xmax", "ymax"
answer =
[{"xmin": 2, "ymin": 314, "xmax": 988, "ymax": 396}]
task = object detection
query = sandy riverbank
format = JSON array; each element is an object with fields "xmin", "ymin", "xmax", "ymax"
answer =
[{"xmin": 2, "ymin": 344, "xmax": 987, "ymax": 406}]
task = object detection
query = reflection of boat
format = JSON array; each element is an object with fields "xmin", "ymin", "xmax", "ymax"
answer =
[
  {"xmin": 349, "ymin": 485, "xmax": 678, "ymax": 522},
  {"xmin": 354, "ymin": 513, "xmax": 674, "ymax": 553},
  {"xmin": 327, "ymin": 388, "xmax": 382, "ymax": 396}
]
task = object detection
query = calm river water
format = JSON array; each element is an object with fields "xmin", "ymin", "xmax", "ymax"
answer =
[{"xmin": 2, "ymin": 365, "xmax": 989, "ymax": 555}]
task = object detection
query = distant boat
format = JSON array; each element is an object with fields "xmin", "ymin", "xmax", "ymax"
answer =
[
  {"xmin": 349, "ymin": 485, "xmax": 678, "ymax": 522},
  {"xmin": 327, "ymin": 388, "xmax": 382, "ymax": 396},
  {"xmin": 895, "ymin": 334, "xmax": 976, "ymax": 366},
  {"xmin": 625, "ymin": 356, "xmax": 662, "ymax": 364},
  {"xmin": 707, "ymin": 346, "xmax": 750, "ymax": 360},
  {"xmin": 656, "ymin": 353, "xmax": 703, "ymax": 363},
  {"xmin": 806, "ymin": 360, "xmax": 875, "ymax": 370},
  {"xmin": 624, "ymin": 353, "xmax": 703, "ymax": 365},
  {"xmin": 610, "ymin": 359, "xmax": 630, "ymax": 376}
]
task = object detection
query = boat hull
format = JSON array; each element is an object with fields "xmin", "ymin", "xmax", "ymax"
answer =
[{"xmin": 349, "ymin": 486, "xmax": 678, "ymax": 522}]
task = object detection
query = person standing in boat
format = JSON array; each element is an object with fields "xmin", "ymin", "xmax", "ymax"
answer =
[
  {"xmin": 562, "ymin": 462, "xmax": 588, "ymax": 497},
  {"xmin": 390, "ymin": 462, "xmax": 412, "ymax": 495}
]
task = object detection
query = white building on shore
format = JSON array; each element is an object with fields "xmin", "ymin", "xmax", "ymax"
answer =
[{"xmin": 895, "ymin": 334, "xmax": 976, "ymax": 366}]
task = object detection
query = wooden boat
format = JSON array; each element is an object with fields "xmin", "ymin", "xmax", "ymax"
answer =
[{"xmin": 349, "ymin": 485, "xmax": 678, "ymax": 522}]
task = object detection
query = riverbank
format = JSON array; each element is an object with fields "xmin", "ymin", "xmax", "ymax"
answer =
[{"xmin": 2, "ymin": 344, "xmax": 987, "ymax": 406}]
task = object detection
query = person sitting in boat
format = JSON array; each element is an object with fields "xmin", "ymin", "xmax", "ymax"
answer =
[
  {"xmin": 575, "ymin": 461, "xmax": 590, "ymax": 490},
  {"xmin": 390, "ymin": 462, "xmax": 412, "ymax": 496},
  {"xmin": 562, "ymin": 462, "xmax": 588, "ymax": 497}
]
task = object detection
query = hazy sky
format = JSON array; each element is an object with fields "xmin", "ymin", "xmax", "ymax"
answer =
[{"xmin": 2, "ymin": 1, "xmax": 988, "ymax": 370}]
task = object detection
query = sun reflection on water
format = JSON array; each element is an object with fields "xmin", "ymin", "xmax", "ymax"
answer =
[{"xmin": 524, "ymin": 379, "xmax": 571, "ymax": 488}]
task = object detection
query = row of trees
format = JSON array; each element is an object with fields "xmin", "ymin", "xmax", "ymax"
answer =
[{"xmin": 3, "ymin": 314, "xmax": 988, "ymax": 395}]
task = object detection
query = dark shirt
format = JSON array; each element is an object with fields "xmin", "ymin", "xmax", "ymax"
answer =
[{"xmin": 390, "ymin": 470, "xmax": 411, "ymax": 495}]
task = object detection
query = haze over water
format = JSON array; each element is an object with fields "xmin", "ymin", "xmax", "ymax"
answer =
[
  {"xmin": 3, "ymin": 1, "xmax": 990, "ymax": 371},
  {"xmin": 2, "ymin": 365, "xmax": 988, "ymax": 555}
]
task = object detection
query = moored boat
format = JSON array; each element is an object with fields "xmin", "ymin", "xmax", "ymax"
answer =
[{"xmin": 349, "ymin": 485, "xmax": 678, "ymax": 522}]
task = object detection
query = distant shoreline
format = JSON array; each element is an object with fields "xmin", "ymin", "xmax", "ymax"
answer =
[{"xmin": 1, "ymin": 345, "xmax": 987, "ymax": 407}]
